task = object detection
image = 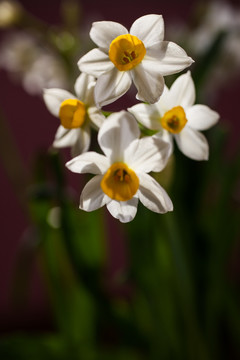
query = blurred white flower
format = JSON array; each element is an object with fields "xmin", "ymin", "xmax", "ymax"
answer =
[
  {"xmin": 166, "ymin": 1, "xmax": 240, "ymax": 99},
  {"xmin": 0, "ymin": 0, "xmax": 21, "ymax": 28},
  {"xmin": 189, "ymin": 1, "xmax": 240, "ymax": 55},
  {"xmin": 0, "ymin": 32, "xmax": 38, "ymax": 74},
  {"xmin": 66, "ymin": 111, "xmax": 173, "ymax": 223},
  {"xmin": 0, "ymin": 32, "xmax": 68, "ymax": 94},
  {"xmin": 78, "ymin": 14, "xmax": 193, "ymax": 107},
  {"xmin": 23, "ymin": 53, "xmax": 68, "ymax": 95},
  {"xmin": 184, "ymin": 1, "xmax": 240, "ymax": 98},
  {"xmin": 129, "ymin": 71, "xmax": 219, "ymax": 161},
  {"xmin": 43, "ymin": 73, "xmax": 105, "ymax": 156}
]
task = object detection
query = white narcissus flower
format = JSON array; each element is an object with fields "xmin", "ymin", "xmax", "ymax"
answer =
[
  {"xmin": 78, "ymin": 14, "xmax": 194, "ymax": 107},
  {"xmin": 128, "ymin": 71, "xmax": 220, "ymax": 161},
  {"xmin": 66, "ymin": 111, "xmax": 173, "ymax": 223},
  {"xmin": 43, "ymin": 73, "xmax": 105, "ymax": 156}
]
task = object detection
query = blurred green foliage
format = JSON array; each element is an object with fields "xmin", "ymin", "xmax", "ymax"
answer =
[{"xmin": 1, "ymin": 126, "xmax": 239, "ymax": 360}]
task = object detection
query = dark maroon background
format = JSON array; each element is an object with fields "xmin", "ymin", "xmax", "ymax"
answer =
[{"xmin": 0, "ymin": 0, "xmax": 240, "ymax": 332}]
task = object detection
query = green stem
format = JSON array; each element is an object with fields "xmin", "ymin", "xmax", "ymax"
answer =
[
  {"xmin": 0, "ymin": 107, "xmax": 29, "ymax": 214},
  {"xmin": 163, "ymin": 212, "xmax": 211, "ymax": 360}
]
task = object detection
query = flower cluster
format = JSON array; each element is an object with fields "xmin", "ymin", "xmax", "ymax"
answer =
[{"xmin": 43, "ymin": 14, "xmax": 219, "ymax": 223}]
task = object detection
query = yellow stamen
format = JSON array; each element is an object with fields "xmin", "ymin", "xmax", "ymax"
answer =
[
  {"xmin": 101, "ymin": 162, "xmax": 139, "ymax": 201},
  {"xmin": 160, "ymin": 106, "xmax": 187, "ymax": 134},
  {"xmin": 109, "ymin": 34, "xmax": 146, "ymax": 71},
  {"xmin": 59, "ymin": 99, "xmax": 86, "ymax": 129}
]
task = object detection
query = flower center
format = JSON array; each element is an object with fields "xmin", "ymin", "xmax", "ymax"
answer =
[
  {"xmin": 59, "ymin": 99, "xmax": 86, "ymax": 129},
  {"xmin": 101, "ymin": 162, "xmax": 139, "ymax": 201},
  {"xmin": 109, "ymin": 34, "xmax": 146, "ymax": 71},
  {"xmin": 160, "ymin": 106, "xmax": 187, "ymax": 134}
]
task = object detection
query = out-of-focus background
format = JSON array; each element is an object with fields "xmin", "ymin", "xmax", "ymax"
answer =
[{"xmin": 1, "ymin": 0, "xmax": 240, "ymax": 359}]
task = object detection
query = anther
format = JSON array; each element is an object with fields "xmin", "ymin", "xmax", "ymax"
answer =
[
  {"xmin": 123, "ymin": 57, "xmax": 130, "ymax": 64},
  {"xmin": 167, "ymin": 116, "xmax": 179, "ymax": 130},
  {"xmin": 124, "ymin": 174, "xmax": 130, "ymax": 183},
  {"xmin": 131, "ymin": 51, "xmax": 136, "ymax": 59}
]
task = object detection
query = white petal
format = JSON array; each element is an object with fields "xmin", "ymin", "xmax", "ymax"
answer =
[
  {"xmin": 131, "ymin": 61, "xmax": 165, "ymax": 103},
  {"xmin": 156, "ymin": 85, "xmax": 172, "ymax": 114},
  {"xmin": 128, "ymin": 103, "xmax": 162, "ymax": 131},
  {"xmin": 175, "ymin": 127, "xmax": 209, "ymax": 160},
  {"xmin": 98, "ymin": 111, "xmax": 140, "ymax": 162},
  {"xmin": 78, "ymin": 48, "xmax": 114, "ymax": 78},
  {"xmin": 74, "ymin": 72, "xmax": 96, "ymax": 103},
  {"xmin": 186, "ymin": 104, "xmax": 220, "ymax": 130},
  {"xmin": 80, "ymin": 175, "xmax": 110, "ymax": 212},
  {"xmin": 53, "ymin": 126, "xmax": 80, "ymax": 148},
  {"xmin": 146, "ymin": 41, "xmax": 194, "ymax": 76},
  {"xmin": 88, "ymin": 106, "xmax": 105, "ymax": 129},
  {"xmin": 145, "ymin": 41, "xmax": 164, "ymax": 59},
  {"xmin": 130, "ymin": 14, "xmax": 164, "ymax": 47},
  {"xmin": 107, "ymin": 197, "xmax": 138, "ymax": 223},
  {"xmin": 126, "ymin": 135, "xmax": 171, "ymax": 173},
  {"xmin": 43, "ymin": 88, "xmax": 76, "ymax": 117},
  {"xmin": 66, "ymin": 151, "xmax": 110, "ymax": 174},
  {"xmin": 94, "ymin": 68, "xmax": 131, "ymax": 107},
  {"xmin": 156, "ymin": 130, "xmax": 174, "ymax": 156},
  {"xmin": 71, "ymin": 125, "xmax": 91, "ymax": 157},
  {"xmin": 138, "ymin": 172, "xmax": 173, "ymax": 213},
  {"xmin": 90, "ymin": 21, "xmax": 128, "ymax": 50},
  {"xmin": 168, "ymin": 71, "xmax": 195, "ymax": 108}
]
